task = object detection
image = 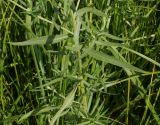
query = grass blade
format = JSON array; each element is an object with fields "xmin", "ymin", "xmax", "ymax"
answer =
[
  {"xmin": 85, "ymin": 49, "xmax": 147, "ymax": 73},
  {"xmin": 95, "ymin": 40, "xmax": 160, "ymax": 68},
  {"xmin": 76, "ymin": 7, "xmax": 107, "ymax": 17},
  {"xmin": 97, "ymin": 32, "xmax": 128, "ymax": 41},
  {"xmin": 9, "ymin": 34, "xmax": 68, "ymax": 46},
  {"xmin": 49, "ymin": 86, "xmax": 77, "ymax": 125}
]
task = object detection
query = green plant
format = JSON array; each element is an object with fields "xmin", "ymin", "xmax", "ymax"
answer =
[{"xmin": 0, "ymin": 0, "xmax": 160, "ymax": 125}]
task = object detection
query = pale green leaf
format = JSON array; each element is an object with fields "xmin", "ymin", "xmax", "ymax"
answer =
[
  {"xmin": 36, "ymin": 77, "xmax": 63, "ymax": 88},
  {"xmin": 18, "ymin": 110, "xmax": 34, "ymax": 123},
  {"xmin": 85, "ymin": 49, "xmax": 146, "ymax": 73},
  {"xmin": 124, "ymin": 47, "xmax": 160, "ymax": 68},
  {"xmin": 97, "ymin": 32, "xmax": 128, "ymax": 41},
  {"xmin": 76, "ymin": 7, "xmax": 107, "ymax": 17},
  {"xmin": 95, "ymin": 40, "xmax": 160, "ymax": 68},
  {"xmin": 49, "ymin": 87, "xmax": 77, "ymax": 125},
  {"xmin": 9, "ymin": 34, "xmax": 68, "ymax": 46}
]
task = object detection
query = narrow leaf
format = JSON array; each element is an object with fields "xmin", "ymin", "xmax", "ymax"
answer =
[
  {"xmin": 97, "ymin": 32, "xmax": 128, "ymax": 41},
  {"xmin": 9, "ymin": 34, "xmax": 68, "ymax": 46},
  {"xmin": 76, "ymin": 7, "xmax": 107, "ymax": 17},
  {"xmin": 85, "ymin": 49, "xmax": 146, "ymax": 73},
  {"xmin": 18, "ymin": 106, "xmax": 55, "ymax": 123},
  {"xmin": 18, "ymin": 110, "xmax": 34, "ymax": 123},
  {"xmin": 36, "ymin": 77, "xmax": 63, "ymax": 88},
  {"xmin": 124, "ymin": 47, "xmax": 160, "ymax": 68},
  {"xmin": 95, "ymin": 40, "xmax": 160, "ymax": 68},
  {"xmin": 50, "ymin": 87, "xmax": 77, "ymax": 125},
  {"xmin": 95, "ymin": 40, "xmax": 127, "ymax": 48}
]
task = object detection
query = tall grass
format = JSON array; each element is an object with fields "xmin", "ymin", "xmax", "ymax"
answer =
[{"xmin": 1, "ymin": 0, "xmax": 160, "ymax": 124}]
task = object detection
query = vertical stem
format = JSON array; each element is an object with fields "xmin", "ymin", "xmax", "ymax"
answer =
[
  {"xmin": 126, "ymin": 79, "xmax": 130, "ymax": 125},
  {"xmin": 76, "ymin": 0, "xmax": 81, "ymax": 11},
  {"xmin": 140, "ymin": 65, "xmax": 155, "ymax": 125},
  {"xmin": 31, "ymin": 46, "xmax": 45, "ymax": 98},
  {"xmin": 89, "ymin": 0, "xmax": 93, "ymax": 23},
  {"xmin": 3, "ymin": 0, "xmax": 20, "ymax": 93},
  {"xmin": 73, "ymin": 14, "xmax": 88, "ymax": 112},
  {"xmin": 26, "ymin": 0, "xmax": 45, "ymax": 99},
  {"xmin": 0, "ymin": 73, "xmax": 4, "ymax": 110}
]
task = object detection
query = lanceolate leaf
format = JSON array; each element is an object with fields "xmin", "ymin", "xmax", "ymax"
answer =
[
  {"xmin": 85, "ymin": 49, "xmax": 147, "ymax": 73},
  {"xmin": 95, "ymin": 40, "xmax": 160, "ymax": 68},
  {"xmin": 76, "ymin": 7, "xmax": 107, "ymax": 17},
  {"xmin": 97, "ymin": 32, "xmax": 128, "ymax": 41},
  {"xmin": 124, "ymin": 47, "xmax": 160, "ymax": 68},
  {"xmin": 49, "ymin": 87, "xmax": 77, "ymax": 125},
  {"xmin": 18, "ymin": 106, "xmax": 56, "ymax": 123},
  {"xmin": 9, "ymin": 34, "xmax": 68, "ymax": 46},
  {"xmin": 95, "ymin": 40, "xmax": 127, "ymax": 48}
]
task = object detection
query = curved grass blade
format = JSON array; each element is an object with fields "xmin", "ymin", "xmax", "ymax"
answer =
[
  {"xmin": 95, "ymin": 40, "xmax": 160, "ymax": 68},
  {"xmin": 36, "ymin": 77, "xmax": 63, "ymax": 89},
  {"xmin": 85, "ymin": 49, "xmax": 147, "ymax": 73},
  {"xmin": 0, "ymin": 115, "xmax": 21, "ymax": 124},
  {"xmin": 49, "ymin": 86, "xmax": 77, "ymax": 125},
  {"xmin": 18, "ymin": 110, "xmax": 35, "ymax": 123},
  {"xmin": 97, "ymin": 32, "xmax": 128, "ymax": 41},
  {"xmin": 95, "ymin": 40, "xmax": 127, "ymax": 48},
  {"xmin": 76, "ymin": 7, "xmax": 107, "ymax": 17},
  {"xmin": 18, "ymin": 106, "xmax": 56, "ymax": 123},
  {"xmin": 9, "ymin": 34, "xmax": 68, "ymax": 46},
  {"xmin": 124, "ymin": 47, "xmax": 160, "ymax": 68}
]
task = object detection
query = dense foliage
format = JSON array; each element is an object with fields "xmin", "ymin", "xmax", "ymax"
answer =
[{"xmin": 1, "ymin": 0, "xmax": 160, "ymax": 124}]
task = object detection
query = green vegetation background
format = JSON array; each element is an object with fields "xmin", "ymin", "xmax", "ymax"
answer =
[{"xmin": 1, "ymin": 0, "xmax": 160, "ymax": 125}]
